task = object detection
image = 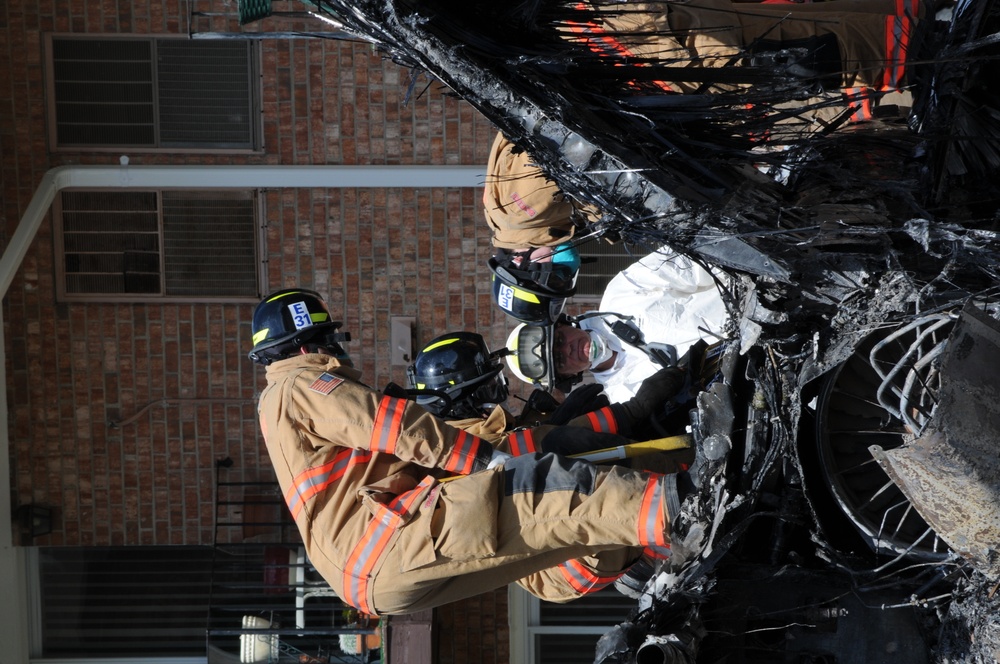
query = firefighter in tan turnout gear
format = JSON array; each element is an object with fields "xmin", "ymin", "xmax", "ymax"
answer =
[
  {"xmin": 404, "ymin": 330, "xmax": 694, "ymax": 601},
  {"xmin": 565, "ymin": 0, "xmax": 924, "ymax": 95},
  {"xmin": 484, "ymin": 130, "xmax": 600, "ymax": 251},
  {"xmin": 249, "ymin": 288, "xmax": 695, "ymax": 615}
]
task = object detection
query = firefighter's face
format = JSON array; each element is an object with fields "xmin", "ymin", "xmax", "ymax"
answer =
[{"xmin": 553, "ymin": 324, "xmax": 591, "ymax": 376}]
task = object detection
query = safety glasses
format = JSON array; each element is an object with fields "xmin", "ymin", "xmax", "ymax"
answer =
[{"xmin": 515, "ymin": 324, "xmax": 553, "ymax": 383}]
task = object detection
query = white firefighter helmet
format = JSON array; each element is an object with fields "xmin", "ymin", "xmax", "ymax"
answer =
[{"xmin": 505, "ymin": 323, "xmax": 556, "ymax": 389}]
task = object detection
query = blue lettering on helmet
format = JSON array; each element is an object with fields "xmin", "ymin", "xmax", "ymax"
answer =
[{"xmin": 288, "ymin": 301, "xmax": 313, "ymax": 330}]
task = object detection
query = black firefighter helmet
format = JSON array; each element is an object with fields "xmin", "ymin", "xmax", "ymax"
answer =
[
  {"xmin": 248, "ymin": 288, "xmax": 351, "ymax": 365},
  {"xmin": 406, "ymin": 331, "xmax": 509, "ymax": 419},
  {"xmin": 489, "ymin": 248, "xmax": 578, "ymax": 325}
]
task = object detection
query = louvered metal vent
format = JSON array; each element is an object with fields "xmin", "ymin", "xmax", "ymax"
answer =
[
  {"xmin": 157, "ymin": 41, "xmax": 255, "ymax": 148},
  {"xmin": 61, "ymin": 191, "xmax": 160, "ymax": 294},
  {"xmin": 533, "ymin": 589, "xmax": 635, "ymax": 663},
  {"xmin": 52, "ymin": 39, "xmax": 156, "ymax": 147},
  {"xmin": 59, "ymin": 190, "xmax": 259, "ymax": 299},
  {"xmin": 50, "ymin": 37, "xmax": 257, "ymax": 149},
  {"xmin": 37, "ymin": 547, "xmax": 217, "ymax": 656},
  {"xmin": 162, "ymin": 191, "xmax": 259, "ymax": 296},
  {"xmin": 575, "ymin": 241, "xmax": 644, "ymax": 298}
]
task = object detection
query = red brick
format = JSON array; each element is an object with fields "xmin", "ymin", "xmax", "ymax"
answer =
[{"xmin": 5, "ymin": 1, "xmax": 515, "ymax": 657}]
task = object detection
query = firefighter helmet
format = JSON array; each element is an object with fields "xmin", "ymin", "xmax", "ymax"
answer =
[
  {"xmin": 248, "ymin": 288, "xmax": 350, "ymax": 365},
  {"xmin": 505, "ymin": 323, "xmax": 557, "ymax": 389},
  {"xmin": 489, "ymin": 248, "xmax": 578, "ymax": 325},
  {"xmin": 505, "ymin": 322, "xmax": 584, "ymax": 393},
  {"xmin": 406, "ymin": 332, "xmax": 509, "ymax": 419}
]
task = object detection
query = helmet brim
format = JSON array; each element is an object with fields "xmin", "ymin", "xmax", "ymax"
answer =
[{"xmin": 491, "ymin": 259, "xmax": 571, "ymax": 325}]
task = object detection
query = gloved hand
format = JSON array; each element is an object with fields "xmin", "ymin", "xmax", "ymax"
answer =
[
  {"xmin": 525, "ymin": 388, "xmax": 561, "ymax": 416},
  {"xmin": 614, "ymin": 366, "xmax": 686, "ymax": 425},
  {"xmin": 539, "ymin": 426, "xmax": 632, "ymax": 462},
  {"xmin": 677, "ymin": 339, "xmax": 708, "ymax": 376},
  {"xmin": 487, "ymin": 449, "xmax": 512, "ymax": 470},
  {"xmin": 545, "ymin": 383, "xmax": 609, "ymax": 426}
]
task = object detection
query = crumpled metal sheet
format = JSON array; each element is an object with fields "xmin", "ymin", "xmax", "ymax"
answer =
[{"xmin": 870, "ymin": 303, "xmax": 1000, "ymax": 579}]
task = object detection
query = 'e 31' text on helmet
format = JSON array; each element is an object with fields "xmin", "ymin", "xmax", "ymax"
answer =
[
  {"xmin": 248, "ymin": 288, "xmax": 350, "ymax": 365},
  {"xmin": 406, "ymin": 332, "xmax": 509, "ymax": 419},
  {"xmin": 489, "ymin": 251, "xmax": 577, "ymax": 326}
]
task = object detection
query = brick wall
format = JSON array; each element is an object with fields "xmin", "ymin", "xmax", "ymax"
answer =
[
  {"xmin": 436, "ymin": 589, "xmax": 510, "ymax": 664},
  {"xmin": 2, "ymin": 0, "xmax": 516, "ymax": 659}
]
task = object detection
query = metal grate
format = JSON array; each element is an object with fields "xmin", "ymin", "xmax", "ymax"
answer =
[
  {"xmin": 524, "ymin": 587, "xmax": 636, "ymax": 663},
  {"xmin": 157, "ymin": 41, "xmax": 256, "ymax": 148},
  {"xmin": 51, "ymin": 37, "xmax": 257, "ymax": 150},
  {"xmin": 574, "ymin": 240, "xmax": 647, "ymax": 299},
  {"xmin": 61, "ymin": 190, "xmax": 161, "ymax": 294},
  {"xmin": 59, "ymin": 190, "xmax": 259, "ymax": 299},
  {"xmin": 36, "ymin": 546, "xmax": 218, "ymax": 657},
  {"xmin": 162, "ymin": 191, "xmax": 259, "ymax": 297},
  {"xmin": 52, "ymin": 38, "xmax": 156, "ymax": 146}
]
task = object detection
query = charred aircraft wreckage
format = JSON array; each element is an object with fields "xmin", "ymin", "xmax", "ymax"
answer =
[{"xmin": 242, "ymin": 0, "xmax": 1000, "ymax": 660}]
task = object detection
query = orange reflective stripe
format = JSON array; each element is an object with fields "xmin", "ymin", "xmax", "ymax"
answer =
[
  {"xmin": 882, "ymin": 0, "xmax": 918, "ymax": 90},
  {"xmin": 585, "ymin": 406, "xmax": 619, "ymax": 434},
  {"xmin": 342, "ymin": 476, "xmax": 435, "ymax": 613},
  {"xmin": 558, "ymin": 558, "xmax": 624, "ymax": 595},
  {"xmin": 637, "ymin": 475, "xmax": 670, "ymax": 557},
  {"xmin": 371, "ymin": 395, "xmax": 407, "ymax": 454},
  {"xmin": 443, "ymin": 429, "xmax": 485, "ymax": 474},
  {"xmin": 507, "ymin": 429, "xmax": 538, "ymax": 456},
  {"xmin": 843, "ymin": 87, "xmax": 874, "ymax": 123},
  {"xmin": 342, "ymin": 506, "xmax": 397, "ymax": 613},
  {"xmin": 643, "ymin": 545, "xmax": 671, "ymax": 561},
  {"xmin": 566, "ymin": 3, "xmax": 674, "ymax": 93},
  {"xmin": 285, "ymin": 448, "xmax": 369, "ymax": 520}
]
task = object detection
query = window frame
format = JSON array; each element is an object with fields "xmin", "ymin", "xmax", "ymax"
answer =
[
  {"xmin": 508, "ymin": 585, "xmax": 634, "ymax": 664},
  {"xmin": 44, "ymin": 33, "xmax": 264, "ymax": 154},
  {"xmin": 53, "ymin": 187, "xmax": 266, "ymax": 304}
]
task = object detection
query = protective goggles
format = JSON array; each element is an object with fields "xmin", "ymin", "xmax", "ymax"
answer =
[{"xmin": 515, "ymin": 324, "xmax": 556, "ymax": 386}]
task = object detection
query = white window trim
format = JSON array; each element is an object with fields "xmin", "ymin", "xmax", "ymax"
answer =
[
  {"xmin": 45, "ymin": 34, "xmax": 264, "ymax": 154},
  {"xmin": 508, "ymin": 585, "xmax": 622, "ymax": 664}
]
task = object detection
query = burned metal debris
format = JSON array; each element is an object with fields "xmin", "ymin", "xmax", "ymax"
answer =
[{"xmin": 270, "ymin": 0, "xmax": 1000, "ymax": 660}]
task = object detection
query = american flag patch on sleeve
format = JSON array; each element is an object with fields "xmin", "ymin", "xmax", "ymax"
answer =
[{"xmin": 308, "ymin": 372, "xmax": 345, "ymax": 395}]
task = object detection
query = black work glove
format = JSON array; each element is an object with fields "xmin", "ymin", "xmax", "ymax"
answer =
[
  {"xmin": 611, "ymin": 366, "xmax": 686, "ymax": 435},
  {"xmin": 545, "ymin": 383, "xmax": 609, "ymax": 426},
  {"xmin": 678, "ymin": 339, "xmax": 708, "ymax": 378},
  {"xmin": 539, "ymin": 425, "xmax": 632, "ymax": 464},
  {"xmin": 524, "ymin": 388, "xmax": 561, "ymax": 416}
]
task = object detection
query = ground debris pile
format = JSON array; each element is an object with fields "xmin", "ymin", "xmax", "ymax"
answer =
[{"xmin": 936, "ymin": 574, "xmax": 1000, "ymax": 664}]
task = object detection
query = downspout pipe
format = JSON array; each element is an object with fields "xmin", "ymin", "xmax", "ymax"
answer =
[
  {"xmin": 0, "ymin": 163, "xmax": 485, "ymax": 298},
  {"xmin": 0, "ymin": 163, "xmax": 484, "ymax": 664}
]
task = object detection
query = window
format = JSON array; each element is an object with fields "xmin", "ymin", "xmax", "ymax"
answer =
[
  {"xmin": 509, "ymin": 585, "xmax": 636, "ymax": 664},
  {"xmin": 30, "ymin": 546, "xmax": 217, "ymax": 658},
  {"xmin": 55, "ymin": 189, "xmax": 261, "ymax": 301},
  {"xmin": 47, "ymin": 36, "xmax": 260, "ymax": 151},
  {"xmin": 28, "ymin": 546, "xmax": 368, "ymax": 661}
]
